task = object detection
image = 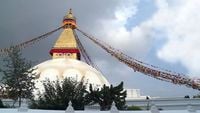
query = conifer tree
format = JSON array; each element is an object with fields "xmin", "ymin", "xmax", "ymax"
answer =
[
  {"xmin": 31, "ymin": 78, "xmax": 87, "ymax": 110},
  {"xmin": 0, "ymin": 47, "xmax": 36, "ymax": 107},
  {"xmin": 85, "ymin": 82, "xmax": 126, "ymax": 110}
]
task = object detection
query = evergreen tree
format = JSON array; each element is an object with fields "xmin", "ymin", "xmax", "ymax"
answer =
[
  {"xmin": 85, "ymin": 82, "xmax": 126, "ymax": 110},
  {"xmin": 0, "ymin": 47, "xmax": 36, "ymax": 107},
  {"xmin": 31, "ymin": 78, "xmax": 87, "ymax": 110}
]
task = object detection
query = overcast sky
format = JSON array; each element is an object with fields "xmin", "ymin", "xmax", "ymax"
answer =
[{"xmin": 0, "ymin": 0, "xmax": 200, "ymax": 97}]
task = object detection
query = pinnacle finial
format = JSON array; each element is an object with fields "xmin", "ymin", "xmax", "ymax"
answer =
[
  {"xmin": 65, "ymin": 8, "xmax": 75, "ymax": 20},
  {"xmin": 110, "ymin": 101, "xmax": 119, "ymax": 113},
  {"xmin": 66, "ymin": 101, "xmax": 74, "ymax": 113},
  {"xmin": 69, "ymin": 8, "xmax": 72, "ymax": 14}
]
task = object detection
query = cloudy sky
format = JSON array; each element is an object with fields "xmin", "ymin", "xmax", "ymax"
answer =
[{"xmin": 0, "ymin": 0, "xmax": 200, "ymax": 97}]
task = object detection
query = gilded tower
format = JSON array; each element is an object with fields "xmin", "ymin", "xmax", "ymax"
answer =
[{"xmin": 50, "ymin": 9, "xmax": 80, "ymax": 60}]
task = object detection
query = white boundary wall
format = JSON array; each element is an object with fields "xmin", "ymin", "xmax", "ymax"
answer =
[
  {"xmin": 0, "ymin": 109, "xmax": 200, "ymax": 113},
  {"xmin": 126, "ymin": 97, "xmax": 200, "ymax": 110}
]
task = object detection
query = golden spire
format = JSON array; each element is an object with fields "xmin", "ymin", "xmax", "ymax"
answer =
[
  {"xmin": 64, "ymin": 8, "xmax": 76, "ymax": 20},
  {"xmin": 69, "ymin": 8, "xmax": 72, "ymax": 14},
  {"xmin": 50, "ymin": 9, "xmax": 80, "ymax": 60},
  {"xmin": 62, "ymin": 8, "xmax": 77, "ymax": 29}
]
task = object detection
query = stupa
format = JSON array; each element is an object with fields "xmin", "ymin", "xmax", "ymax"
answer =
[{"xmin": 33, "ymin": 9, "xmax": 109, "ymax": 91}]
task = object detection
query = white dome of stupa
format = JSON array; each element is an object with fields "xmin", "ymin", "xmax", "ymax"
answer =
[{"xmin": 33, "ymin": 58, "xmax": 110, "ymax": 91}]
